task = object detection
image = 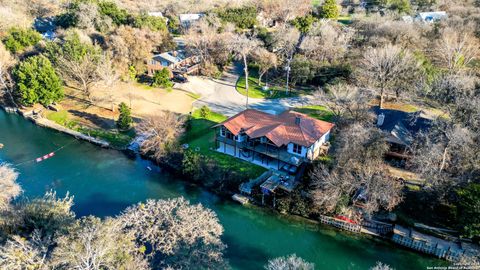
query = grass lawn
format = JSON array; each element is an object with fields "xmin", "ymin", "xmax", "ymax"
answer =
[
  {"xmin": 181, "ymin": 109, "xmax": 267, "ymax": 179},
  {"xmin": 46, "ymin": 110, "xmax": 69, "ymax": 125},
  {"xmin": 236, "ymin": 69, "xmax": 303, "ymax": 99},
  {"xmin": 46, "ymin": 110, "xmax": 133, "ymax": 148},
  {"xmin": 337, "ymin": 15, "xmax": 353, "ymax": 25},
  {"xmin": 293, "ymin": 105, "xmax": 335, "ymax": 122}
]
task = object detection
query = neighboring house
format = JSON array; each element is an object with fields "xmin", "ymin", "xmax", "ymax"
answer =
[
  {"xmin": 214, "ymin": 109, "xmax": 334, "ymax": 173},
  {"xmin": 147, "ymin": 50, "xmax": 200, "ymax": 76},
  {"xmin": 179, "ymin": 13, "xmax": 204, "ymax": 29},
  {"xmin": 415, "ymin": 11, "xmax": 447, "ymax": 23},
  {"xmin": 374, "ymin": 107, "xmax": 432, "ymax": 158},
  {"xmin": 33, "ymin": 17, "xmax": 56, "ymax": 40}
]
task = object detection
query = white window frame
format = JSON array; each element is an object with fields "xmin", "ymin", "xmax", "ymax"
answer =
[
  {"xmin": 292, "ymin": 143, "xmax": 302, "ymax": 154},
  {"xmin": 220, "ymin": 127, "xmax": 226, "ymax": 137}
]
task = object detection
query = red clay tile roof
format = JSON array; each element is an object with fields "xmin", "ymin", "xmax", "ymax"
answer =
[{"xmin": 215, "ymin": 109, "xmax": 334, "ymax": 147}]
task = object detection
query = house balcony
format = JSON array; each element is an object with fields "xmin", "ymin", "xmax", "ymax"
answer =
[{"xmin": 216, "ymin": 136, "xmax": 306, "ymax": 169}]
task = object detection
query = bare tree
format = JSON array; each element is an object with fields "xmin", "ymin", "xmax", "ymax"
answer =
[
  {"xmin": 184, "ymin": 18, "xmax": 218, "ymax": 65},
  {"xmin": 0, "ymin": 163, "xmax": 21, "ymax": 211},
  {"xmin": 265, "ymin": 254, "xmax": 314, "ymax": 270},
  {"xmin": 361, "ymin": 44, "xmax": 419, "ymax": 108},
  {"xmin": 119, "ymin": 198, "xmax": 227, "ymax": 269},
  {"xmin": 0, "ymin": 231, "xmax": 50, "ymax": 270},
  {"xmin": 256, "ymin": 0, "xmax": 312, "ymax": 26},
  {"xmin": 310, "ymin": 124, "xmax": 402, "ymax": 216},
  {"xmin": 97, "ymin": 52, "xmax": 120, "ymax": 87},
  {"xmin": 410, "ymin": 122, "xmax": 478, "ymax": 189},
  {"xmin": 430, "ymin": 72, "xmax": 477, "ymax": 104},
  {"xmin": 232, "ymin": 34, "xmax": 260, "ymax": 108},
  {"xmin": 136, "ymin": 112, "xmax": 186, "ymax": 162},
  {"xmin": 0, "ymin": 43, "xmax": 17, "ymax": 107},
  {"xmin": 310, "ymin": 164, "xmax": 355, "ymax": 213},
  {"xmin": 184, "ymin": 16, "xmax": 233, "ymax": 75},
  {"xmin": 108, "ymin": 26, "xmax": 168, "ymax": 75},
  {"xmin": 51, "ymin": 216, "xmax": 148, "ymax": 270},
  {"xmin": 11, "ymin": 191, "xmax": 76, "ymax": 239},
  {"xmin": 253, "ymin": 47, "xmax": 278, "ymax": 86},
  {"xmin": 301, "ymin": 21, "xmax": 354, "ymax": 63},
  {"xmin": 57, "ymin": 51, "xmax": 101, "ymax": 100},
  {"xmin": 272, "ymin": 26, "xmax": 301, "ymax": 94},
  {"xmin": 434, "ymin": 27, "xmax": 480, "ymax": 72},
  {"xmin": 0, "ymin": 5, "xmax": 32, "ymax": 32},
  {"xmin": 370, "ymin": 261, "xmax": 394, "ymax": 270},
  {"xmin": 314, "ymin": 83, "xmax": 373, "ymax": 124}
]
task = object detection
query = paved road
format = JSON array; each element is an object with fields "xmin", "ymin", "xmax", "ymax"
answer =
[{"xmin": 176, "ymin": 63, "xmax": 314, "ymax": 117}]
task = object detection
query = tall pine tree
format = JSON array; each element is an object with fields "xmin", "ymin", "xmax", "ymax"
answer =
[{"xmin": 117, "ymin": 102, "xmax": 132, "ymax": 130}]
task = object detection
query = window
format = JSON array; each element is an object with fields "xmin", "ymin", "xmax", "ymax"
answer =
[
  {"xmin": 292, "ymin": 143, "xmax": 302, "ymax": 154},
  {"xmin": 220, "ymin": 127, "xmax": 226, "ymax": 137}
]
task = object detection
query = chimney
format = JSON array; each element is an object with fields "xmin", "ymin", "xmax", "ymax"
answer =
[
  {"xmin": 377, "ymin": 113, "xmax": 385, "ymax": 127},
  {"xmin": 295, "ymin": 116, "xmax": 301, "ymax": 125}
]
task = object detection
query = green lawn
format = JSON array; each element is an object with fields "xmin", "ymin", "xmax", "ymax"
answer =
[
  {"xmin": 181, "ymin": 109, "xmax": 267, "ymax": 179},
  {"xmin": 236, "ymin": 69, "xmax": 303, "ymax": 99},
  {"xmin": 293, "ymin": 105, "xmax": 335, "ymax": 122},
  {"xmin": 46, "ymin": 110, "xmax": 133, "ymax": 148},
  {"xmin": 46, "ymin": 110, "xmax": 69, "ymax": 125}
]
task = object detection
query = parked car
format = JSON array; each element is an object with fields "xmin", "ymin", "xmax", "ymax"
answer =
[{"xmin": 172, "ymin": 74, "xmax": 188, "ymax": 83}]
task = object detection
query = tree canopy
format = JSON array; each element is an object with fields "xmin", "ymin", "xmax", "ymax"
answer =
[
  {"xmin": 2, "ymin": 28, "xmax": 41, "ymax": 55},
  {"xmin": 13, "ymin": 55, "xmax": 63, "ymax": 106}
]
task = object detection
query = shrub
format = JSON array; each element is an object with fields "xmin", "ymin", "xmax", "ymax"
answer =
[
  {"xmin": 98, "ymin": 1, "xmax": 130, "ymax": 25},
  {"xmin": 291, "ymin": 15, "xmax": 317, "ymax": 34},
  {"xmin": 133, "ymin": 13, "xmax": 167, "ymax": 31},
  {"xmin": 152, "ymin": 68, "xmax": 173, "ymax": 88},
  {"xmin": 216, "ymin": 6, "xmax": 257, "ymax": 29},
  {"xmin": 199, "ymin": 105, "xmax": 211, "ymax": 118},
  {"xmin": 13, "ymin": 55, "xmax": 63, "ymax": 106},
  {"xmin": 117, "ymin": 102, "xmax": 133, "ymax": 130},
  {"xmin": 318, "ymin": 0, "xmax": 339, "ymax": 19},
  {"xmin": 3, "ymin": 28, "xmax": 41, "ymax": 54}
]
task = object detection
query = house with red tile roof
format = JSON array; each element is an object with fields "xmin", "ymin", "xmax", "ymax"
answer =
[{"xmin": 214, "ymin": 109, "xmax": 334, "ymax": 173}]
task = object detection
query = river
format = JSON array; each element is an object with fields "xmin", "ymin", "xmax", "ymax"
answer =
[{"xmin": 0, "ymin": 109, "xmax": 443, "ymax": 270}]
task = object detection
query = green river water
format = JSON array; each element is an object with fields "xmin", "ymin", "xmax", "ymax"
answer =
[{"xmin": 0, "ymin": 109, "xmax": 444, "ymax": 270}]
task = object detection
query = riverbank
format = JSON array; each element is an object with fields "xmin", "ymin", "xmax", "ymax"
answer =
[
  {"xmin": 0, "ymin": 108, "xmax": 448, "ymax": 269},
  {"xmin": 1, "ymin": 104, "xmax": 476, "ymax": 264}
]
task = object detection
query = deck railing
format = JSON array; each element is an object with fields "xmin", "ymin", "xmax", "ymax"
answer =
[{"xmin": 319, "ymin": 215, "xmax": 362, "ymax": 233}]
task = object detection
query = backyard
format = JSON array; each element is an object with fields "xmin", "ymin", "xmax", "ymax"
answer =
[
  {"xmin": 181, "ymin": 108, "xmax": 267, "ymax": 179},
  {"xmin": 293, "ymin": 105, "xmax": 335, "ymax": 122}
]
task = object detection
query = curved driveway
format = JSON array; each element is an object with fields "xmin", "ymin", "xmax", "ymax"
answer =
[{"xmin": 176, "ymin": 64, "xmax": 314, "ymax": 117}]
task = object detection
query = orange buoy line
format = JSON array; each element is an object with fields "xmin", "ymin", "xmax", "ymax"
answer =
[{"xmin": 14, "ymin": 140, "xmax": 77, "ymax": 166}]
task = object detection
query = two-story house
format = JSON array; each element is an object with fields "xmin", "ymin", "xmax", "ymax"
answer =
[{"xmin": 214, "ymin": 109, "xmax": 334, "ymax": 173}]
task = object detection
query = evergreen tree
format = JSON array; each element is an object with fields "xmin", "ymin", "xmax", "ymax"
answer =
[
  {"xmin": 152, "ymin": 68, "xmax": 173, "ymax": 88},
  {"xmin": 117, "ymin": 102, "xmax": 132, "ymax": 130},
  {"xmin": 318, "ymin": 0, "xmax": 340, "ymax": 19},
  {"xmin": 2, "ymin": 28, "xmax": 41, "ymax": 54},
  {"xmin": 291, "ymin": 15, "xmax": 317, "ymax": 34},
  {"xmin": 456, "ymin": 184, "xmax": 480, "ymax": 239},
  {"xmin": 13, "ymin": 56, "xmax": 63, "ymax": 106}
]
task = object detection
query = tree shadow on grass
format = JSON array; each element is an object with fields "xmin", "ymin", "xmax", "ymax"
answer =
[{"xmin": 68, "ymin": 110, "xmax": 115, "ymax": 129}]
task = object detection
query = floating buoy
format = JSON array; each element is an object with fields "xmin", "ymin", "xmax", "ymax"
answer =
[{"xmin": 0, "ymin": 143, "xmax": 4, "ymax": 149}]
